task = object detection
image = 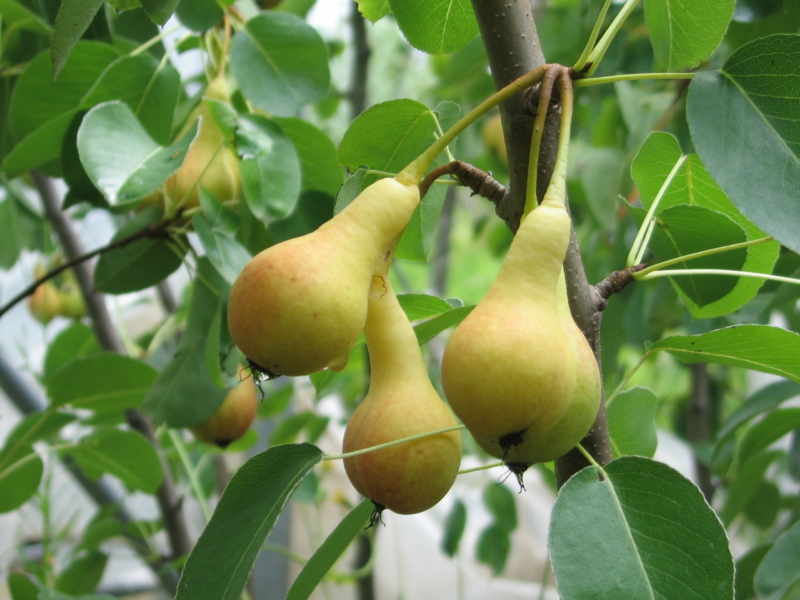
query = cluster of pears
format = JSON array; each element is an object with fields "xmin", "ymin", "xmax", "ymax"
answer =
[
  {"xmin": 142, "ymin": 74, "xmax": 241, "ymax": 215},
  {"xmin": 190, "ymin": 366, "xmax": 258, "ymax": 448},
  {"xmin": 27, "ymin": 265, "xmax": 86, "ymax": 324},
  {"xmin": 441, "ymin": 189, "xmax": 601, "ymax": 474}
]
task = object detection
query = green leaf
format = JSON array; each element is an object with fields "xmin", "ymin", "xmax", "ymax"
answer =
[
  {"xmin": 397, "ymin": 293, "xmax": 454, "ymax": 321},
  {"xmin": 285, "ymin": 499, "xmax": 373, "ymax": 600},
  {"xmin": 230, "ymin": 13, "xmax": 330, "ymax": 117},
  {"xmin": 743, "ymin": 480, "xmax": 780, "ymax": 528},
  {"xmin": 550, "ymin": 457, "xmax": 733, "ymax": 600},
  {"xmin": 716, "ymin": 380, "xmax": 800, "ymax": 446},
  {"xmin": 140, "ymin": 0, "xmax": 179, "ymax": 25},
  {"xmin": 687, "ymin": 34, "xmax": 800, "ymax": 255},
  {"xmin": 755, "ymin": 520, "xmax": 800, "ymax": 600},
  {"xmin": 413, "ymin": 305, "xmax": 474, "ymax": 345},
  {"xmin": 270, "ymin": 412, "xmax": 329, "ymax": 446},
  {"xmin": 199, "ymin": 186, "xmax": 240, "ymax": 235},
  {"xmin": 646, "ymin": 204, "xmax": 748, "ymax": 307},
  {"xmin": 738, "ymin": 408, "xmax": 800, "ymax": 465},
  {"xmin": 77, "ymin": 101, "xmax": 196, "ymax": 207},
  {"xmin": 0, "ymin": 0, "xmax": 51, "ymax": 35},
  {"xmin": 0, "ymin": 445, "xmax": 42, "ymax": 513},
  {"xmin": 483, "ymin": 483, "xmax": 517, "ymax": 533},
  {"xmin": 719, "ymin": 450, "xmax": 781, "ymax": 524},
  {"xmin": 607, "ymin": 387, "xmax": 658, "ymax": 458},
  {"xmin": 7, "ymin": 412, "xmax": 77, "ymax": 448},
  {"xmin": 141, "ymin": 259, "xmax": 228, "ymax": 428},
  {"xmin": 644, "ymin": 0, "xmax": 734, "ymax": 71},
  {"xmin": 441, "ymin": 499, "xmax": 467, "ymax": 557},
  {"xmin": 55, "ymin": 551, "xmax": 108, "ymax": 595},
  {"xmin": 357, "ymin": 0, "xmax": 390, "ymax": 22},
  {"xmin": 51, "ymin": 0, "xmax": 105, "ymax": 78},
  {"xmin": 175, "ymin": 444, "xmax": 323, "ymax": 600},
  {"xmin": 735, "ymin": 544, "xmax": 772, "ymax": 600},
  {"xmin": 8, "ymin": 573, "xmax": 39, "ymax": 600},
  {"xmin": 192, "ymin": 215, "xmax": 251, "ymax": 284},
  {"xmin": 630, "ymin": 132, "xmax": 779, "ymax": 318},
  {"xmin": 273, "ymin": 117, "xmax": 343, "ymax": 197},
  {"xmin": 338, "ymin": 99, "xmax": 436, "ymax": 173},
  {"xmin": 476, "ymin": 524, "xmax": 510, "ymax": 575},
  {"xmin": 3, "ymin": 43, "xmax": 120, "ymax": 176},
  {"xmin": 175, "ymin": 0, "xmax": 222, "ymax": 31},
  {"xmin": 43, "ymin": 322, "xmax": 102, "ymax": 382},
  {"xmin": 388, "ymin": 0, "xmax": 479, "ymax": 55},
  {"xmin": 67, "ymin": 427, "xmax": 164, "ymax": 494},
  {"xmin": 236, "ymin": 115, "xmax": 302, "ymax": 221},
  {"xmin": 94, "ymin": 206, "xmax": 185, "ymax": 294},
  {"xmin": 47, "ymin": 353, "xmax": 157, "ymax": 412},
  {"xmin": 81, "ymin": 54, "xmax": 181, "ymax": 145},
  {"xmin": 574, "ymin": 145, "xmax": 625, "ymax": 232},
  {"xmin": 0, "ymin": 194, "xmax": 44, "ymax": 269},
  {"xmin": 652, "ymin": 325, "xmax": 800, "ymax": 383}
]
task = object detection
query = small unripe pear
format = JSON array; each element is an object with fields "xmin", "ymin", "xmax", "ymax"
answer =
[
  {"xmin": 343, "ymin": 275, "xmax": 461, "ymax": 515},
  {"xmin": 228, "ymin": 177, "xmax": 420, "ymax": 377},
  {"xmin": 482, "ymin": 114, "xmax": 507, "ymax": 167},
  {"xmin": 28, "ymin": 281, "xmax": 63, "ymax": 324},
  {"xmin": 190, "ymin": 369, "xmax": 258, "ymax": 448},
  {"xmin": 58, "ymin": 270, "xmax": 86, "ymax": 319}
]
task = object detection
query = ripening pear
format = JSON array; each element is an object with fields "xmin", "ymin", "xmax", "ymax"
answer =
[
  {"xmin": 441, "ymin": 196, "xmax": 576, "ymax": 455},
  {"xmin": 58, "ymin": 270, "xmax": 86, "ymax": 320},
  {"xmin": 143, "ymin": 75, "xmax": 241, "ymax": 212},
  {"xmin": 28, "ymin": 281, "xmax": 63, "ymax": 324},
  {"xmin": 190, "ymin": 367, "xmax": 258, "ymax": 448},
  {"xmin": 343, "ymin": 275, "xmax": 461, "ymax": 514},
  {"xmin": 227, "ymin": 176, "xmax": 420, "ymax": 377},
  {"xmin": 479, "ymin": 270, "xmax": 601, "ymax": 465}
]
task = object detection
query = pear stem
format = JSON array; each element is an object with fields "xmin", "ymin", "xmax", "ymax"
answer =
[
  {"xmin": 524, "ymin": 66, "xmax": 562, "ymax": 215},
  {"xmin": 399, "ymin": 65, "xmax": 548, "ymax": 185},
  {"xmin": 635, "ymin": 236, "xmax": 774, "ymax": 277},
  {"xmin": 457, "ymin": 461, "xmax": 505, "ymax": 475},
  {"xmin": 535, "ymin": 72, "xmax": 574, "ymax": 214},
  {"xmin": 323, "ymin": 425, "xmax": 465, "ymax": 461}
]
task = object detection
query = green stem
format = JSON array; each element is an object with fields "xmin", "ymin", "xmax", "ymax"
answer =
[
  {"xmin": 535, "ymin": 73, "xmax": 574, "ymax": 213},
  {"xmin": 573, "ymin": 0, "xmax": 615, "ymax": 72},
  {"xmin": 457, "ymin": 461, "xmax": 505, "ymax": 475},
  {"xmin": 399, "ymin": 65, "xmax": 548, "ymax": 185},
  {"xmin": 626, "ymin": 155, "xmax": 687, "ymax": 267},
  {"xmin": 636, "ymin": 236, "xmax": 774, "ymax": 276},
  {"xmin": 323, "ymin": 425, "xmax": 466, "ymax": 461},
  {"xmin": 130, "ymin": 24, "xmax": 182, "ymax": 57},
  {"xmin": 0, "ymin": 442, "xmax": 79, "ymax": 481},
  {"xmin": 574, "ymin": 72, "xmax": 695, "ymax": 88},
  {"xmin": 636, "ymin": 269, "xmax": 800, "ymax": 286},
  {"xmin": 576, "ymin": 443, "xmax": 604, "ymax": 470},
  {"xmin": 169, "ymin": 430, "xmax": 213, "ymax": 522},
  {"xmin": 605, "ymin": 351, "xmax": 651, "ymax": 407},
  {"xmin": 585, "ymin": 0, "xmax": 642, "ymax": 77}
]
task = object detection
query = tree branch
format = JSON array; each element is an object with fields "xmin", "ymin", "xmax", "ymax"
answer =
[{"xmin": 31, "ymin": 173, "xmax": 193, "ymax": 575}]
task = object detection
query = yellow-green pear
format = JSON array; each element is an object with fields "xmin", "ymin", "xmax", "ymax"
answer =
[
  {"xmin": 441, "ymin": 197, "xmax": 576, "ymax": 455},
  {"xmin": 227, "ymin": 176, "xmax": 420, "ymax": 377},
  {"xmin": 482, "ymin": 113, "xmax": 508, "ymax": 167},
  {"xmin": 343, "ymin": 275, "xmax": 461, "ymax": 514},
  {"xmin": 28, "ymin": 281, "xmax": 63, "ymax": 324},
  {"xmin": 480, "ymin": 270, "xmax": 601, "ymax": 465},
  {"xmin": 58, "ymin": 270, "xmax": 86, "ymax": 319},
  {"xmin": 190, "ymin": 367, "xmax": 258, "ymax": 448}
]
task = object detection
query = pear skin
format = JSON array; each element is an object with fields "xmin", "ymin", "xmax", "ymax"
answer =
[
  {"xmin": 28, "ymin": 281, "xmax": 63, "ymax": 324},
  {"xmin": 190, "ymin": 368, "xmax": 258, "ymax": 448},
  {"xmin": 227, "ymin": 177, "xmax": 420, "ymax": 377},
  {"xmin": 441, "ymin": 202, "xmax": 576, "ymax": 450},
  {"xmin": 343, "ymin": 275, "xmax": 461, "ymax": 515}
]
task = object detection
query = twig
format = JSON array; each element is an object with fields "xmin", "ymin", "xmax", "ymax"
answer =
[
  {"xmin": 418, "ymin": 161, "xmax": 509, "ymax": 204},
  {"xmin": 0, "ymin": 217, "xmax": 176, "ymax": 321}
]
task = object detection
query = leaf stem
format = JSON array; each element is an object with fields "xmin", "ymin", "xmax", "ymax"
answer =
[
  {"xmin": 576, "ymin": 443, "xmax": 604, "ymax": 470},
  {"xmin": 626, "ymin": 154, "xmax": 687, "ymax": 267},
  {"xmin": 168, "ymin": 430, "xmax": 213, "ymax": 522},
  {"xmin": 399, "ymin": 65, "xmax": 548, "ymax": 184},
  {"xmin": 636, "ymin": 269, "xmax": 800, "ymax": 286},
  {"xmin": 636, "ymin": 236, "xmax": 774, "ymax": 276},
  {"xmin": 323, "ymin": 425, "xmax": 465, "ymax": 461},
  {"xmin": 574, "ymin": 72, "xmax": 695, "ymax": 88},
  {"xmin": 605, "ymin": 351, "xmax": 651, "ymax": 407},
  {"xmin": 130, "ymin": 24, "xmax": 182, "ymax": 57},
  {"xmin": 573, "ymin": 0, "xmax": 615, "ymax": 72},
  {"xmin": 584, "ymin": 0, "xmax": 642, "ymax": 77},
  {"xmin": 457, "ymin": 461, "xmax": 505, "ymax": 475}
]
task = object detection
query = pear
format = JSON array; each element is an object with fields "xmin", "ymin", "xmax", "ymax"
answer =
[
  {"xmin": 343, "ymin": 275, "xmax": 461, "ymax": 514},
  {"xmin": 441, "ymin": 199, "xmax": 576, "ymax": 454},
  {"xmin": 477, "ymin": 269, "xmax": 601, "ymax": 465},
  {"xmin": 142, "ymin": 75, "xmax": 241, "ymax": 213},
  {"xmin": 28, "ymin": 281, "xmax": 63, "ymax": 324},
  {"xmin": 190, "ymin": 367, "xmax": 258, "ymax": 448},
  {"xmin": 482, "ymin": 113, "xmax": 508, "ymax": 167},
  {"xmin": 227, "ymin": 176, "xmax": 420, "ymax": 377}
]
